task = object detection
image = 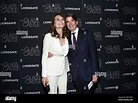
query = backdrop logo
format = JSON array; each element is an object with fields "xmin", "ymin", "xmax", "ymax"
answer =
[
  {"xmin": 104, "ymin": 45, "xmax": 120, "ymax": 54},
  {"xmin": 0, "ymin": 71, "xmax": 11, "ymax": 77},
  {"xmin": 0, "ymin": 4, "xmax": 17, "ymax": 13},
  {"xmin": 105, "ymin": 59, "xmax": 119, "ymax": 65},
  {"xmin": 97, "ymin": 45, "xmax": 102, "ymax": 52},
  {"xmin": 2, "ymin": 89, "xmax": 20, "ymax": 94},
  {"xmin": 5, "ymin": 96, "xmax": 16, "ymax": 102},
  {"xmin": 67, "ymin": 72, "xmax": 72, "ymax": 82},
  {"xmin": 16, "ymin": 30, "xmax": 28, "ymax": 36},
  {"xmin": 104, "ymin": 8, "xmax": 118, "ymax": 12},
  {"xmin": 106, "ymin": 71, "xmax": 120, "ymax": 79},
  {"xmin": 20, "ymin": 4, "xmax": 38, "ymax": 10},
  {"xmin": 104, "ymin": 3, "xmax": 119, "ymax": 12},
  {"xmin": 123, "ymin": 45, "xmax": 136, "ymax": 51},
  {"xmin": 110, "ymin": 30, "xmax": 123, "ymax": 35},
  {"xmin": 84, "ymin": 4, "xmax": 101, "ymax": 14},
  {"xmin": 1, "ymin": 33, "xmax": 18, "ymax": 42},
  {"xmin": 43, "ymin": 20, "xmax": 51, "ymax": 24},
  {"xmin": 122, "ymin": 82, "xmax": 136, "ymax": 90},
  {"xmin": 22, "ymin": 73, "xmax": 41, "ymax": 84},
  {"xmin": 122, "ymin": 72, "xmax": 136, "ymax": 76},
  {"xmin": 64, "ymin": 7, "xmax": 80, "ymax": 11},
  {"xmin": 104, "ymin": 19, "xmax": 120, "ymax": 27},
  {"xmin": 122, "ymin": 57, "xmax": 137, "ymax": 66},
  {"xmin": 105, "ymin": 30, "xmax": 123, "ymax": 38},
  {"xmin": 67, "ymin": 89, "xmax": 76, "ymax": 93},
  {"xmin": 22, "ymin": 64, "xmax": 39, "ymax": 68},
  {"xmin": 24, "ymin": 91, "xmax": 40, "ymax": 94},
  {"xmin": 95, "ymin": 85, "xmax": 102, "ymax": 93},
  {"xmin": 95, "ymin": 71, "xmax": 106, "ymax": 77},
  {"xmin": 99, "ymin": 59, "xmax": 102, "ymax": 67},
  {"xmin": 20, "ymin": 18, "xmax": 39, "ymax": 27},
  {"xmin": 123, "ymin": 32, "xmax": 137, "ymax": 40},
  {"xmin": 93, "ymin": 32, "xmax": 102, "ymax": 41},
  {"xmin": 2, "ymin": 78, "xmax": 18, "ymax": 82},
  {"xmin": 16, "ymin": 30, "xmax": 38, "ymax": 39},
  {"xmin": 42, "ymin": 4, "xmax": 61, "ymax": 13},
  {"xmin": 2, "ymin": 62, "xmax": 19, "ymax": 71},
  {"xmin": 85, "ymin": 21, "xmax": 100, "ymax": 25},
  {"xmin": 123, "ymin": 17, "xmax": 136, "ymax": 25},
  {"xmin": 0, "ymin": 17, "xmax": 16, "ymax": 25},
  {"xmin": 21, "ymin": 45, "xmax": 40, "ymax": 56},
  {"xmin": 105, "ymin": 86, "xmax": 119, "ymax": 90},
  {"xmin": 77, "ymin": 18, "xmax": 82, "ymax": 27},
  {"xmin": 0, "ymin": 50, "xmax": 17, "ymax": 54},
  {"xmin": 122, "ymin": 7, "xmax": 137, "ymax": 15},
  {"xmin": 21, "ymin": 35, "xmax": 38, "ymax": 39}
]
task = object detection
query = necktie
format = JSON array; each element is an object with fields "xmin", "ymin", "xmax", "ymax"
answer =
[{"xmin": 72, "ymin": 32, "xmax": 76, "ymax": 45}]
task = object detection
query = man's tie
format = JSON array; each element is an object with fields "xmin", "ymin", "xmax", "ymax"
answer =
[{"xmin": 72, "ymin": 32, "xmax": 76, "ymax": 46}]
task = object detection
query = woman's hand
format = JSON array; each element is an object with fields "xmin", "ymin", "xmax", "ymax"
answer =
[{"xmin": 42, "ymin": 77, "xmax": 49, "ymax": 87}]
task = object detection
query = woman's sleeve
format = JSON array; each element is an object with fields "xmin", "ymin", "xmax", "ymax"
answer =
[
  {"xmin": 41, "ymin": 33, "xmax": 51, "ymax": 77},
  {"xmin": 65, "ymin": 56, "xmax": 70, "ymax": 72},
  {"xmin": 64, "ymin": 37, "xmax": 70, "ymax": 72},
  {"xmin": 64, "ymin": 37, "xmax": 69, "ymax": 56}
]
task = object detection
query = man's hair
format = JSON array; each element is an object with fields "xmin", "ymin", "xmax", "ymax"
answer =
[{"xmin": 65, "ymin": 13, "xmax": 78, "ymax": 21}]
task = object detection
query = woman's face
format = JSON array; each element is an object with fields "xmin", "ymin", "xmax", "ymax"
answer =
[{"xmin": 54, "ymin": 15, "xmax": 65, "ymax": 29}]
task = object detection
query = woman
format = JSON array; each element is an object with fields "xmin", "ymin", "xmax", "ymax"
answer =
[{"xmin": 41, "ymin": 13, "xmax": 70, "ymax": 94}]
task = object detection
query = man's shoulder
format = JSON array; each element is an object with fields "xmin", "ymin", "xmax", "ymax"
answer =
[{"xmin": 79, "ymin": 28, "xmax": 92, "ymax": 34}]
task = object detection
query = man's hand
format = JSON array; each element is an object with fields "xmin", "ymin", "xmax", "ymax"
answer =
[
  {"xmin": 92, "ymin": 75, "xmax": 98, "ymax": 84},
  {"xmin": 48, "ymin": 52, "xmax": 54, "ymax": 58}
]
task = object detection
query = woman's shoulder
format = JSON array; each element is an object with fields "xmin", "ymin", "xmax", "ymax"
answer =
[
  {"xmin": 43, "ymin": 33, "xmax": 52, "ymax": 41},
  {"xmin": 44, "ymin": 33, "xmax": 52, "ymax": 38},
  {"xmin": 45, "ymin": 33, "xmax": 51, "ymax": 36}
]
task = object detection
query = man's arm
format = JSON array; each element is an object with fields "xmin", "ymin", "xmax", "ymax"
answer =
[{"xmin": 47, "ymin": 52, "xmax": 54, "ymax": 58}]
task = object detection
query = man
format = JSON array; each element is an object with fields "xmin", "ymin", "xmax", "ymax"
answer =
[{"xmin": 65, "ymin": 13, "xmax": 99, "ymax": 94}]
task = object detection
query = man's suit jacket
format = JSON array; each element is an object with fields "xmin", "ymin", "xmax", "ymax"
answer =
[{"xmin": 68, "ymin": 28, "xmax": 98, "ymax": 81}]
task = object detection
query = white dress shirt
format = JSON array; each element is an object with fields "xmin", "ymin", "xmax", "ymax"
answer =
[{"xmin": 71, "ymin": 27, "xmax": 79, "ymax": 44}]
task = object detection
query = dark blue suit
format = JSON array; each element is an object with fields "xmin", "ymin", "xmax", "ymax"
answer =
[{"xmin": 67, "ymin": 28, "xmax": 98, "ymax": 94}]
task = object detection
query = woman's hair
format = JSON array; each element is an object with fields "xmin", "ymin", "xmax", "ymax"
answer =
[{"xmin": 49, "ymin": 13, "xmax": 70, "ymax": 38}]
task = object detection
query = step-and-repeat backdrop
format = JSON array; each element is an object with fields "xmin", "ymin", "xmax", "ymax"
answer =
[{"xmin": 0, "ymin": 0, "xmax": 137, "ymax": 95}]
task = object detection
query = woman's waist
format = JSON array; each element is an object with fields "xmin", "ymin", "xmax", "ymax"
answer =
[{"xmin": 54, "ymin": 54, "xmax": 64, "ymax": 57}]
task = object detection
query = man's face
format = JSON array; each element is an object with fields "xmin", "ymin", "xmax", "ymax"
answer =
[{"xmin": 65, "ymin": 17, "xmax": 78, "ymax": 32}]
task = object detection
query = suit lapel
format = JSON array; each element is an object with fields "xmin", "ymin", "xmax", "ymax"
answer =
[
  {"xmin": 68, "ymin": 34, "xmax": 74, "ymax": 50},
  {"xmin": 68, "ymin": 29, "xmax": 85, "ymax": 50},
  {"xmin": 68, "ymin": 35, "xmax": 72, "ymax": 45},
  {"xmin": 75, "ymin": 29, "xmax": 84, "ymax": 50}
]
